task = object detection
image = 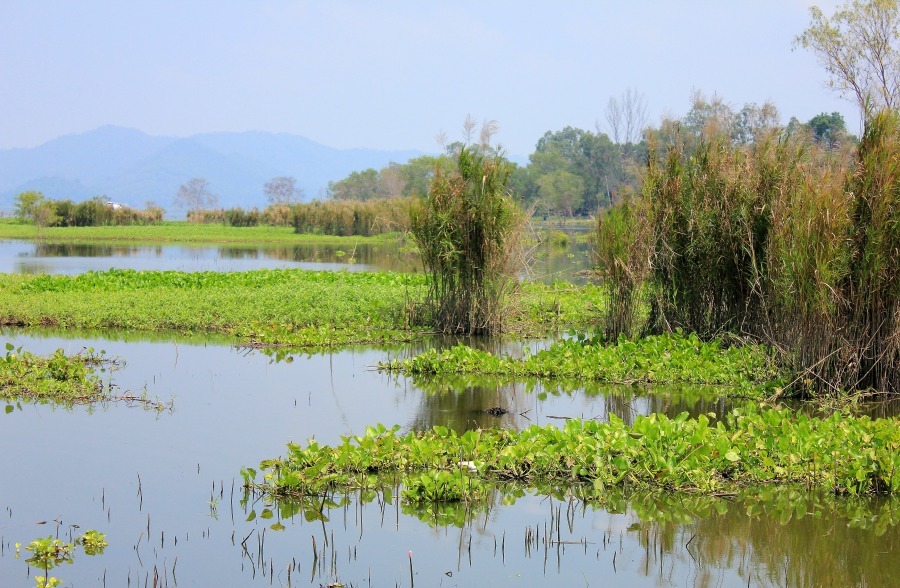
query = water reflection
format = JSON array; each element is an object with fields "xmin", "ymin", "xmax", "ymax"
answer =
[
  {"xmin": 0, "ymin": 238, "xmax": 595, "ymax": 282},
  {"xmin": 242, "ymin": 485, "xmax": 899, "ymax": 587}
]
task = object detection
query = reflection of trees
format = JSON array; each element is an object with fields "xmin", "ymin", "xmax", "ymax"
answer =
[
  {"xmin": 404, "ymin": 369, "xmax": 740, "ymax": 433},
  {"xmin": 529, "ymin": 240, "xmax": 593, "ymax": 284},
  {"xmin": 407, "ymin": 376, "xmax": 533, "ymax": 432},
  {"xmin": 34, "ymin": 242, "xmax": 142, "ymax": 257}
]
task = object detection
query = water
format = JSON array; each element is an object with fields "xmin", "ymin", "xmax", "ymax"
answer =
[
  {"xmin": 0, "ymin": 238, "xmax": 595, "ymax": 283},
  {"xmin": 1, "ymin": 329, "xmax": 896, "ymax": 587},
  {"xmin": 0, "ymin": 239, "xmax": 418, "ymax": 275}
]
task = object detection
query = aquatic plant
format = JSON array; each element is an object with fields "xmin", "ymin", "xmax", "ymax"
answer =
[
  {"xmin": 245, "ymin": 406, "xmax": 899, "ymax": 503},
  {"xmin": 411, "ymin": 145, "xmax": 525, "ymax": 334},
  {"xmin": 593, "ymin": 197, "xmax": 651, "ymax": 340},
  {"xmin": 381, "ymin": 332, "xmax": 782, "ymax": 392},
  {"xmin": 19, "ymin": 531, "xmax": 107, "ymax": 588},
  {"xmin": 1, "ymin": 344, "xmax": 104, "ymax": 404}
]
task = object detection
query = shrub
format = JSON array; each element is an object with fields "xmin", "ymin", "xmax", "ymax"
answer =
[{"xmin": 411, "ymin": 146, "xmax": 524, "ymax": 335}]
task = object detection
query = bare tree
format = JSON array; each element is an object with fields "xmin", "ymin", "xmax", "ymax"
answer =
[
  {"xmin": 174, "ymin": 178, "xmax": 218, "ymax": 212},
  {"xmin": 264, "ymin": 176, "xmax": 302, "ymax": 205},
  {"xmin": 796, "ymin": 0, "xmax": 900, "ymax": 117},
  {"xmin": 603, "ymin": 88, "xmax": 649, "ymax": 144}
]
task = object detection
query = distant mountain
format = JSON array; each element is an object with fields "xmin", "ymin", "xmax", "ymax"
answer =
[{"xmin": 0, "ymin": 126, "xmax": 426, "ymax": 212}]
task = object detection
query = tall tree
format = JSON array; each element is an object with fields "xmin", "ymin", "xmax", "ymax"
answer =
[
  {"xmin": 536, "ymin": 170, "xmax": 585, "ymax": 218},
  {"xmin": 328, "ymin": 169, "xmax": 380, "ymax": 200},
  {"xmin": 604, "ymin": 88, "xmax": 649, "ymax": 145},
  {"xmin": 174, "ymin": 178, "xmax": 218, "ymax": 212},
  {"xmin": 796, "ymin": 0, "xmax": 900, "ymax": 117},
  {"xmin": 264, "ymin": 176, "xmax": 302, "ymax": 205}
]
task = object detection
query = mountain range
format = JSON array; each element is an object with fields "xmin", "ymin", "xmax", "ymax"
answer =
[{"xmin": 0, "ymin": 126, "xmax": 426, "ymax": 213}]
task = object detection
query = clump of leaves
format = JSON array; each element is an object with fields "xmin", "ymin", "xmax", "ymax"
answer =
[
  {"xmin": 18, "ymin": 531, "xmax": 107, "ymax": 588},
  {"xmin": 1, "ymin": 343, "xmax": 107, "ymax": 405}
]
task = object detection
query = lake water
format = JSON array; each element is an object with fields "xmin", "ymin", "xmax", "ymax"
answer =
[
  {"xmin": 0, "ymin": 239, "xmax": 594, "ymax": 283},
  {"xmin": 0, "ymin": 329, "xmax": 896, "ymax": 587}
]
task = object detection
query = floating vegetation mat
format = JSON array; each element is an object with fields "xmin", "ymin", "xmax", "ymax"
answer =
[
  {"xmin": 0, "ymin": 343, "xmax": 166, "ymax": 410},
  {"xmin": 381, "ymin": 332, "xmax": 784, "ymax": 395},
  {"xmin": 245, "ymin": 405, "xmax": 899, "ymax": 503}
]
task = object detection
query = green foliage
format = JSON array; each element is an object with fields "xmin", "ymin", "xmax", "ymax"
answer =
[
  {"xmin": 0, "ymin": 267, "xmax": 607, "ymax": 348},
  {"xmin": 402, "ymin": 470, "xmax": 488, "ymax": 503},
  {"xmin": 808, "ymin": 111, "xmax": 849, "ymax": 145},
  {"xmin": 246, "ymin": 406, "xmax": 899, "ymax": 501},
  {"xmin": 412, "ymin": 145, "xmax": 524, "ymax": 334},
  {"xmin": 594, "ymin": 197, "xmax": 651, "ymax": 339},
  {"xmin": 536, "ymin": 169, "xmax": 585, "ymax": 218},
  {"xmin": 381, "ymin": 332, "xmax": 782, "ymax": 392},
  {"xmin": 796, "ymin": 0, "xmax": 900, "ymax": 115},
  {"xmin": 632, "ymin": 111, "xmax": 897, "ymax": 395},
  {"xmin": 14, "ymin": 191, "xmax": 47, "ymax": 223},
  {"xmin": 0, "ymin": 217, "xmax": 402, "ymax": 245},
  {"xmin": 20, "ymin": 531, "xmax": 107, "ymax": 588},
  {"xmin": 0, "ymin": 343, "xmax": 109, "ymax": 405}
]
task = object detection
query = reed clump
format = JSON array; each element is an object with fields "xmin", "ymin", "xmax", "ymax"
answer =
[
  {"xmin": 596, "ymin": 110, "xmax": 898, "ymax": 395},
  {"xmin": 291, "ymin": 197, "xmax": 416, "ymax": 236},
  {"xmin": 594, "ymin": 194, "xmax": 651, "ymax": 340},
  {"xmin": 411, "ymin": 146, "xmax": 524, "ymax": 335},
  {"xmin": 185, "ymin": 198, "xmax": 416, "ymax": 235}
]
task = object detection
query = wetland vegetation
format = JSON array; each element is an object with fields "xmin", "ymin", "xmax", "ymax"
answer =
[{"xmin": 2, "ymin": 4, "xmax": 898, "ymax": 584}]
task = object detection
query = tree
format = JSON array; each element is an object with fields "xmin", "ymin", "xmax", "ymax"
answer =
[
  {"xmin": 733, "ymin": 102, "xmax": 781, "ymax": 144},
  {"xmin": 13, "ymin": 190, "xmax": 45, "ymax": 222},
  {"xmin": 796, "ymin": 0, "xmax": 900, "ymax": 116},
  {"xmin": 174, "ymin": 178, "xmax": 218, "ymax": 212},
  {"xmin": 264, "ymin": 176, "xmax": 302, "ymax": 205},
  {"xmin": 328, "ymin": 169, "xmax": 380, "ymax": 200},
  {"xmin": 536, "ymin": 169, "xmax": 585, "ymax": 218},
  {"xmin": 604, "ymin": 88, "xmax": 649, "ymax": 145},
  {"xmin": 808, "ymin": 111, "xmax": 849, "ymax": 144},
  {"xmin": 14, "ymin": 190, "xmax": 59, "ymax": 232},
  {"xmin": 532, "ymin": 127, "xmax": 618, "ymax": 213}
]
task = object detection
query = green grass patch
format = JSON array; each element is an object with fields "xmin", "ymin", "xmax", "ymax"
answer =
[
  {"xmin": 381, "ymin": 332, "xmax": 782, "ymax": 393},
  {"xmin": 244, "ymin": 405, "xmax": 899, "ymax": 502},
  {"xmin": 0, "ymin": 268, "xmax": 605, "ymax": 347}
]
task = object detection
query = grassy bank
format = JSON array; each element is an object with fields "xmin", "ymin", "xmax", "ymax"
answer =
[
  {"xmin": 0, "ymin": 268, "xmax": 605, "ymax": 347},
  {"xmin": 0, "ymin": 218, "xmax": 403, "ymax": 246}
]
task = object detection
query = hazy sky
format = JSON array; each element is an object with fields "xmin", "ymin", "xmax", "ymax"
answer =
[{"xmin": 1, "ymin": 0, "xmax": 851, "ymax": 157}]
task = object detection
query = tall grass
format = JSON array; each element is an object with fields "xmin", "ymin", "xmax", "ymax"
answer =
[
  {"xmin": 291, "ymin": 197, "xmax": 416, "ymax": 236},
  {"xmin": 185, "ymin": 198, "xmax": 416, "ymax": 236},
  {"xmin": 411, "ymin": 146, "xmax": 524, "ymax": 335},
  {"xmin": 594, "ymin": 194, "xmax": 650, "ymax": 340},
  {"xmin": 598, "ymin": 111, "xmax": 898, "ymax": 395}
]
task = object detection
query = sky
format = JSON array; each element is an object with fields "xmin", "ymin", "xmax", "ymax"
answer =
[{"xmin": 0, "ymin": 0, "xmax": 852, "ymax": 158}]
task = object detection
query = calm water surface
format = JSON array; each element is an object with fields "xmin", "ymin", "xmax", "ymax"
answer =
[
  {"xmin": 0, "ymin": 239, "xmax": 594, "ymax": 283},
  {"xmin": 0, "ymin": 329, "xmax": 896, "ymax": 587}
]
